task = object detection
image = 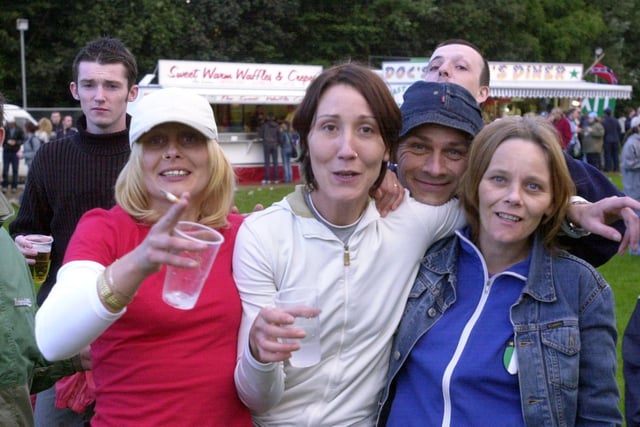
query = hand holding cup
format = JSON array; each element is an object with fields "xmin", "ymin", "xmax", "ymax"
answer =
[
  {"xmin": 273, "ymin": 288, "xmax": 322, "ymax": 368},
  {"xmin": 22, "ymin": 234, "xmax": 54, "ymax": 290},
  {"xmin": 128, "ymin": 191, "xmax": 224, "ymax": 310}
]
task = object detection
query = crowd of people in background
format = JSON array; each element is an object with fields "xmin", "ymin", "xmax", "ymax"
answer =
[
  {"xmin": 1, "ymin": 110, "xmax": 78, "ymax": 195},
  {"xmin": 544, "ymin": 104, "xmax": 640, "ymax": 206},
  {"xmin": 255, "ymin": 109, "xmax": 299, "ymax": 185},
  {"xmin": 5, "ymin": 89, "xmax": 640, "ymax": 196}
]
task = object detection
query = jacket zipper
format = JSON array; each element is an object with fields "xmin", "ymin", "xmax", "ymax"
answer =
[{"xmin": 441, "ymin": 277, "xmax": 493, "ymax": 427}]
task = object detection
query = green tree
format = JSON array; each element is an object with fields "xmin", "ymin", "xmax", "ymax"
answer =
[
  {"xmin": 185, "ymin": 0, "xmax": 299, "ymax": 63},
  {"xmin": 0, "ymin": 0, "xmax": 300, "ymax": 109},
  {"xmin": 291, "ymin": 0, "xmax": 436, "ymax": 66},
  {"xmin": 1, "ymin": 0, "xmax": 639, "ymax": 110}
]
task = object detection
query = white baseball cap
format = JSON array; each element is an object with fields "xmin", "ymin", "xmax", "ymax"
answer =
[{"xmin": 129, "ymin": 87, "xmax": 218, "ymax": 147}]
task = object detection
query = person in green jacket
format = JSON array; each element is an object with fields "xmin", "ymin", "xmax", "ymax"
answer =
[
  {"xmin": 582, "ymin": 111, "xmax": 605, "ymax": 170},
  {"xmin": 0, "ymin": 93, "xmax": 86, "ymax": 426}
]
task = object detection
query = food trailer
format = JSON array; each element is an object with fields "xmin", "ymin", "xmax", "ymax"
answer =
[
  {"xmin": 382, "ymin": 60, "xmax": 632, "ymax": 119},
  {"xmin": 129, "ymin": 60, "xmax": 323, "ymax": 183}
]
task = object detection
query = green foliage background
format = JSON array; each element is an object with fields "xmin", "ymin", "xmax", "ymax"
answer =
[{"xmin": 2, "ymin": 0, "xmax": 640, "ymax": 110}]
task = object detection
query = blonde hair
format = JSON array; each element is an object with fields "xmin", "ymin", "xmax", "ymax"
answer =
[
  {"xmin": 115, "ymin": 139, "xmax": 236, "ymax": 228},
  {"xmin": 38, "ymin": 117, "xmax": 53, "ymax": 133}
]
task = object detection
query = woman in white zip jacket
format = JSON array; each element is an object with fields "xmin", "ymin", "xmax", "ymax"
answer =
[{"xmin": 233, "ymin": 65, "xmax": 467, "ymax": 426}]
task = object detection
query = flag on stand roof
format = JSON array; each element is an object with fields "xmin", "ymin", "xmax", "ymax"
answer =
[{"xmin": 589, "ymin": 63, "xmax": 619, "ymax": 84}]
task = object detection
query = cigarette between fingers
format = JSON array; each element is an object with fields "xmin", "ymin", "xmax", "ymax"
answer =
[{"xmin": 160, "ymin": 189, "xmax": 180, "ymax": 204}]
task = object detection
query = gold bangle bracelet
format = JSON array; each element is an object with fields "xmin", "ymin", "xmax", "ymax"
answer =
[
  {"xmin": 97, "ymin": 271, "xmax": 127, "ymax": 312},
  {"xmin": 105, "ymin": 265, "xmax": 134, "ymax": 304}
]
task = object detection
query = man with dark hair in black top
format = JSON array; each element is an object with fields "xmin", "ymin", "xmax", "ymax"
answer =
[{"xmin": 9, "ymin": 36, "xmax": 139, "ymax": 426}]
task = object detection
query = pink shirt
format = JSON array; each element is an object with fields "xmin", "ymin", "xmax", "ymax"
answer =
[
  {"xmin": 554, "ymin": 115, "xmax": 573, "ymax": 149},
  {"xmin": 65, "ymin": 206, "xmax": 251, "ymax": 426}
]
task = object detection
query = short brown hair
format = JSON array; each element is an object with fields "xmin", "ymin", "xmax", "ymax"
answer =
[
  {"xmin": 72, "ymin": 37, "xmax": 138, "ymax": 89},
  {"xmin": 292, "ymin": 62, "xmax": 401, "ymax": 191},
  {"xmin": 459, "ymin": 115, "xmax": 574, "ymax": 250},
  {"xmin": 436, "ymin": 39, "xmax": 490, "ymax": 87}
]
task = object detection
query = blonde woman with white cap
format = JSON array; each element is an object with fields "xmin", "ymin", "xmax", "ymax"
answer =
[{"xmin": 35, "ymin": 88, "xmax": 253, "ymax": 426}]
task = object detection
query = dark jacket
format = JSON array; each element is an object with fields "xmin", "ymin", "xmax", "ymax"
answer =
[
  {"xmin": 279, "ymin": 129, "xmax": 294, "ymax": 154},
  {"xmin": 560, "ymin": 152, "xmax": 627, "ymax": 267},
  {"xmin": 2, "ymin": 125, "xmax": 25, "ymax": 153},
  {"xmin": 623, "ymin": 297, "xmax": 640, "ymax": 427},
  {"xmin": 259, "ymin": 118, "xmax": 280, "ymax": 145},
  {"xmin": 602, "ymin": 115, "xmax": 622, "ymax": 145},
  {"xmin": 55, "ymin": 127, "xmax": 79, "ymax": 141}
]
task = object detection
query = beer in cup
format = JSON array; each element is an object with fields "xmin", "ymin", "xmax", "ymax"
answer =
[{"xmin": 24, "ymin": 234, "xmax": 54, "ymax": 290}]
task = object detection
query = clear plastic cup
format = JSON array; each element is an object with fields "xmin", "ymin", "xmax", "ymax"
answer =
[
  {"xmin": 162, "ymin": 221, "xmax": 224, "ymax": 310},
  {"xmin": 274, "ymin": 288, "xmax": 321, "ymax": 367}
]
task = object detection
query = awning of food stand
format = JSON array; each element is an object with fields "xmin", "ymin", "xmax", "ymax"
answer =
[
  {"xmin": 193, "ymin": 88, "xmax": 308, "ymax": 105},
  {"xmin": 490, "ymin": 80, "xmax": 632, "ymax": 99},
  {"xmin": 129, "ymin": 86, "xmax": 308, "ymax": 109}
]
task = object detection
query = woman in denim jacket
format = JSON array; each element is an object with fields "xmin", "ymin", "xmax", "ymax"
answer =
[{"xmin": 379, "ymin": 116, "xmax": 622, "ymax": 426}]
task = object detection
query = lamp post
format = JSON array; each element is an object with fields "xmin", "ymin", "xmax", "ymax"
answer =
[
  {"xmin": 593, "ymin": 47, "xmax": 603, "ymax": 83},
  {"xmin": 16, "ymin": 18, "xmax": 29, "ymax": 109}
]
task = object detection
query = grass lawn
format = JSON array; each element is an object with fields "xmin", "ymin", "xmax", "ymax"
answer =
[
  {"xmin": 233, "ymin": 183, "xmax": 297, "ymax": 213},
  {"xmin": 600, "ymin": 247, "xmax": 638, "ymax": 418},
  {"xmin": 595, "ymin": 173, "xmax": 638, "ymax": 421}
]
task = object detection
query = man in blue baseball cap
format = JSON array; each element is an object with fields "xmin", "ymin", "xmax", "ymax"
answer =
[
  {"xmin": 395, "ymin": 80, "xmax": 484, "ymax": 206},
  {"xmin": 377, "ymin": 39, "xmax": 634, "ymax": 268}
]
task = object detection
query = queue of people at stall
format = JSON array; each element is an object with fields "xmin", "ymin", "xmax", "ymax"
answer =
[
  {"xmin": 257, "ymin": 111, "xmax": 299, "ymax": 185},
  {"xmin": 2, "ymin": 36, "xmax": 640, "ymax": 427},
  {"xmin": 1, "ymin": 113, "xmax": 80, "ymax": 198}
]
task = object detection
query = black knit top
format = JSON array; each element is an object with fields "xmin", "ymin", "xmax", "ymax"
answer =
[{"xmin": 10, "ymin": 115, "xmax": 132, "ymax": 305}]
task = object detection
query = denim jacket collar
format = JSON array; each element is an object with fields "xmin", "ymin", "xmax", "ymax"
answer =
[
  {"xmin": 420, "ymin": 228, "xmax": 557, "ymax": 303},
  {"xmin": 522, "ymin": 233, "xmax": 557, "ymax": 303}
]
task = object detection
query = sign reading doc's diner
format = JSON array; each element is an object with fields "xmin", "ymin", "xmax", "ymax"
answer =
[
  {"xmin": 158, "ymin": 60, "xmax": 322, "ymax": 90},
  {"xmin": 490, "ymin": 62, "xmax": 584, "ymax": 82}
]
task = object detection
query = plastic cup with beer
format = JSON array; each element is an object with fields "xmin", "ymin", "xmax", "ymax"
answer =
[{"xmin": 24, "ymin": 234, "xmax": 54, "ymax": 292}]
